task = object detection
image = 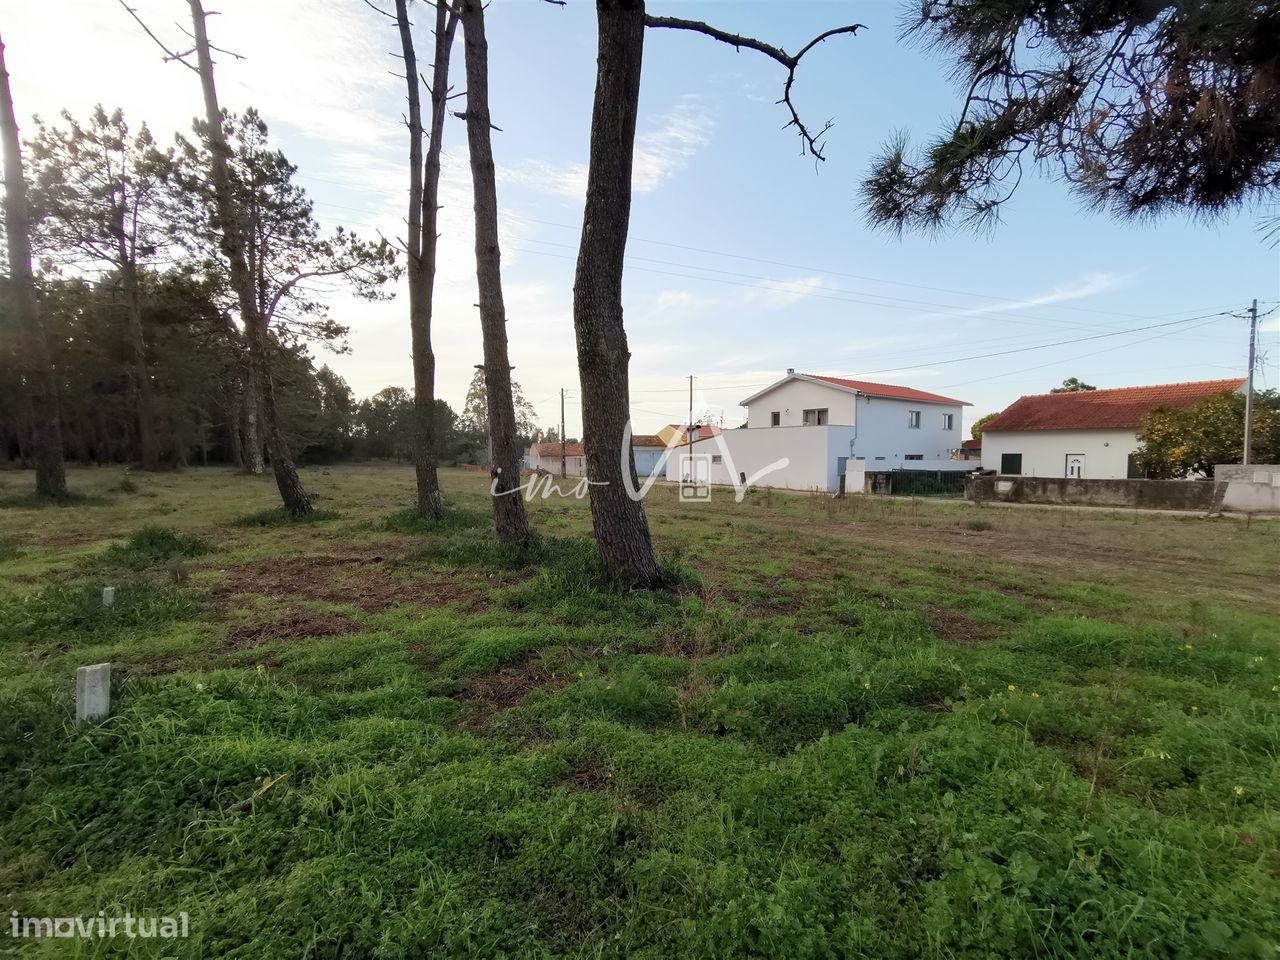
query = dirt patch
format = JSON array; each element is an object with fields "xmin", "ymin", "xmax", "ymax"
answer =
[
  {"xmin": 454, "ymin": 653, "xmax": 569, "ymax": 729},
  {"xmin": 555, "ymin": 756, "xmax": 614, "ymax": 792},
  {"xmin": 227, "ymin": 606, "xmax": 361, "ymax": 649},
  {"xmin": 926, "ymin": 605, "xmax": 997, "ymax": 647},
  {"xmin": 917, "ymin": 700, "xmax": 952, "ymax": 714},
  {"xmin": 214, "ymin": 553, "xmax": 489, "ymax": 614}
]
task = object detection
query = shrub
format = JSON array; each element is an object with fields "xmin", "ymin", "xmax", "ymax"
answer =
[{"xmin": 99, "ymin": 526, "xmax": 212, "ymax": 570}]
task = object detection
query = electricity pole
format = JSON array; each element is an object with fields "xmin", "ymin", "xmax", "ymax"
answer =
[
  {"xmin": 1243, "ymin": 299, "xmax": 1258, "ymax": 465},
  {"xmin": 559, "ymin": 387, "xmax": 566, "ymax": 478},
  {"xmin": 687, "ymin": 374, "xmax": 694, "ymax": 445}
]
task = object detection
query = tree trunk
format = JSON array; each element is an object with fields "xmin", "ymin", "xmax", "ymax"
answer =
[
  {"xmin": 0, "ymin": 36, "xmax": 67, "ymax": 499},
  {"xmin": 572, "ymin": 0, "xmax": 660, "ymax": 585},
  {"xmin": 240, "ymin": 354, "xmax": 265, "ymax": 474},
  {"xmin": 460, "ymin": 0, "xmax": 530, "ymax": 547},
  {"xmin": 119, "ymin": 257, "xmax": 160, "ymax": 470},
  {"xmin": 189, "ymin": 0, "xmax": 309, "ymax": 513},
  {"xmin": 227, "ymin": 380, "xmax": 244, "ymax": 468},
  {"xmin": 395, "ymin": 0, "xmax": 454, "ymax": 519}
]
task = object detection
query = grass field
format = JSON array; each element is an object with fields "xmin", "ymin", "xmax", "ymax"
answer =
[{"xmin": 2, "ymin": 463, "xmax": 1278, "ymax": 958}]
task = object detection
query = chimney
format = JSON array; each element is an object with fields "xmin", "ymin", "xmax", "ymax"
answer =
[{"xmin": 786, "ymin": 367, "xmax": 795, "ymax": 375}]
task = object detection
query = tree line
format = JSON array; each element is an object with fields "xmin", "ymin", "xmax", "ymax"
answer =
[{"xmin": 4, "ymin": 0, "xmax": 1277, "ymax": 587}]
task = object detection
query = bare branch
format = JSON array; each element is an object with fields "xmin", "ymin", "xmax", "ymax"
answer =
[
  {"xmin": 115, "ymin": 0, "xmax": 199, "ymax": 72},
  {"xmin": 643, "ymin": 14, "xmax": 864, "ymax": 160},
  {"xmin": 362, "ymin": 0, "xmax": 398, "ymax": 20},
  {"xmin": 451, "ymin": 110, "xmax": 501, "ymax": 132}
]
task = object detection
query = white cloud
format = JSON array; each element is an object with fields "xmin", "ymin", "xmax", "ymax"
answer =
[
  {"xmin": 498, "ymin": 95, "xmax": 713, "ymax": 198},
  {"xmin": 917, "ymin": 272, "xmax": 1125, "ymax": 323},
  {"xmin": 747, "ymin": 275, "xmax": 826, "ymax": 309}
]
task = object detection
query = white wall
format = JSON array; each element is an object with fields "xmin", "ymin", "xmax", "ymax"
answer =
[
  {"xmin": 850, "ymin": 395, "xmax": 964, "ymax": 463},
  {"xmin": 746, "ymin": 380, "xmax": 857, "ymax": 428},
  {"xmin": 1217, "ymin": 464, "xmax": 1280, "ymax": 514},
  {"xmin": 527, "ymin": 447, "xmax": 586, "ymax": 476},
  {"xmin": 665, "ymin": 426, "xmax": 857, "ymax": 492},
  {"xmin": 981, "ymin": 429, "xmax": 1137, "ymax": 479}
]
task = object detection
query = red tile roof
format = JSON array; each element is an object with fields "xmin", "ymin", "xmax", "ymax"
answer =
[
  {"xmin": 667, "ymin": 423, "xmax": 723, "ymax": 440},
  {"xmin": 960, "ymin": 438, "xmax": 981, "ymax": 450},
  {"xmin": 807, "ymin": 375, "xmax": 969, "ymax": 407},
  {"xmin": 984, "ymin": 378, "xmax": 1245, "ymax": 432},
  {"xmin": 533, "ymin": 442, "xmax": 584, "ymax": 457},
  {"xmin": 532, "ymin": 436, "xmax": 666, "ymax": 457}
]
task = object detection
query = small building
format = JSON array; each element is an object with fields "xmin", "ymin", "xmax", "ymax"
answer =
[
  {"xmin": 527, "ymin": 441, "xmax": 585, "ymax": 476},
  {"xmin": 664, "ymin": 371, "xmax": 970, "ymax": 493},
  {"xmin": 980, "ymin": 378, "xmax": 1246, "ymax": 479},
  {"xmin": 953, "ymin": 438, "xmax": 982, "ymax": 461},
  {"xmin": 630, "ymin": 435, "xmax": 671, "ymax": 477},
  {"xmin": 526, "ymin": 436, "xmax": 670, "ymax": 478}
]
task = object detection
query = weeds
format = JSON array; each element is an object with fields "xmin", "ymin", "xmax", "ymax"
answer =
[
  {"xmin": 0, "ymin": 464, "xmax": 1277, "ymax": 959},
  {"xmin": 97, "ymin": 525, "xmax": 212, "ymax": 570},
  {"xmin": 233, "ymin": 506, "xmax": 342, "ymax": 527}
]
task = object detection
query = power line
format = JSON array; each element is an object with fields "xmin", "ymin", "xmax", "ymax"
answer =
[
  {"xmin": 508, "ymin": 215, "xmax": 1187, "ymax": 323},
  {"xmin": 624, "ymin": 308, "xmax": 1236, "ymax": 398}
]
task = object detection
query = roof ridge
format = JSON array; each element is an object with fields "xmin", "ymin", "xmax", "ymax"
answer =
[{"xmin": 1009, "ymin": 377, "xmax": 1246, "ymax": 400}]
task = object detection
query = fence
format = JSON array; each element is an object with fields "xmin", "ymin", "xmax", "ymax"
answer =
[{"xmin": 884, "ymin": 468, "xmax": 968, "ymax": 497}]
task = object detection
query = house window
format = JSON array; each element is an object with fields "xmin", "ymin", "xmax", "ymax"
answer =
[
  {"xmin": 802, "ymin": 408, "xmax": 828, "ymax": 426},
  {"xmin": 770, "ymin": 411, "xmax": 780, "ymax": 427},
  {"xmin": 908, "ymin": 410, "xmax": 921, "ymax": 429},
  {"xmin": 942, "ymin": 413, "xmax": 954, "ymax": 430},
  {"xmin": 1000, "ymin": 453, "xmax": 1023, "ymax": 475},
  {"xmin": 711, "ymin": 454, "xmax": 723, "ymax": 464},
  {"xmin": 904, "ymin": 454, "xmax": 923, "ymax": 461}
]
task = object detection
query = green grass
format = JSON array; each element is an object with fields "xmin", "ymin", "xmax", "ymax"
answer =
[
  {"xmin": 233, "ymin": 506, "xmax": 343, "ymax": 527},
  {"xmin": 0, "ymin": 463, "xmax": 1277, "ymax": 958}
]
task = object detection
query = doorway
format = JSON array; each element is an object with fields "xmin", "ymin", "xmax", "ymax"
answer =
[{"xmin": 1065, "ymin": 453, "xmax": 1086, "ymax": 479}]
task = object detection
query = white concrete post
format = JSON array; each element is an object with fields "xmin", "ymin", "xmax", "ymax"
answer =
[
  {"xmin": 102, "ymin": 586, "xmax": 116, "ymax": 607},
  {"xmin": 76, "ymin": 663, "xmax": 112, "ymax": 723}
]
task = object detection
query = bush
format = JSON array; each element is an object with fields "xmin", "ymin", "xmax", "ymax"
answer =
[{"xmin": 99, "ymin": 526, "xmax": 212, "ymax": 570}]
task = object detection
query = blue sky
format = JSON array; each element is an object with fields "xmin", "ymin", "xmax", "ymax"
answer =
[{"xmin": 10, "ymin": 0, "xmax": 1279, "ymax": 434}]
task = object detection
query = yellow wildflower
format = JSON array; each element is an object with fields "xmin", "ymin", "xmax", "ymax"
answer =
[
  {"xmin": 1007, "ymin": 684, "xmax": 1018, "ymax": 692},
  {"xmin": 1235, "ymin": 786, "xmax": 1245, "ymax": 797},
  {"xmin": 1031, "ymin": 692, "xmax": 1040, "ymax": 700}
]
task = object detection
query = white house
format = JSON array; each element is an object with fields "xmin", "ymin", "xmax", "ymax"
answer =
[
  {"xmin": 980, "ymin": 378, "xmax": 1246, "ymax": 479},
  {"xmin": 664, "ymin": 371, "xmax": 970, "ymax": 493}
]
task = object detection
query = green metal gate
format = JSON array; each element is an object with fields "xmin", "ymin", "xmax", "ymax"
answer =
[{"xmin": 888, "ymin": 469, "xmax": 967, "ymax": 497}]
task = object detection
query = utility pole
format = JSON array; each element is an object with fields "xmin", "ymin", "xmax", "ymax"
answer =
[
  {"xmin": 559, "ymin": 387, "xmax": 566, "ymax": 478},
  {"xmin": 1243, "ymin": 298, "xmax": 1258, "ymax": 465},
  {"xmin": 687, "ymin": 374, "xmax": 694, "ymax": 445}
]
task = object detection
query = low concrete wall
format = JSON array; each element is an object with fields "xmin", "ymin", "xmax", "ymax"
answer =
[
  {"xmin": 966, "ymin": 475, "xmax": 1217, "ymax": 511},
  {"xmin": 1215, "ymin": 464, "xmax": 1280, "ymax": 514}
]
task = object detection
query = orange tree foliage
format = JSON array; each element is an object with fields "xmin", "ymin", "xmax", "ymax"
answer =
[{"xmin": 1135, "ymin": 390, "xmax": 1280, "ymax": 479}]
